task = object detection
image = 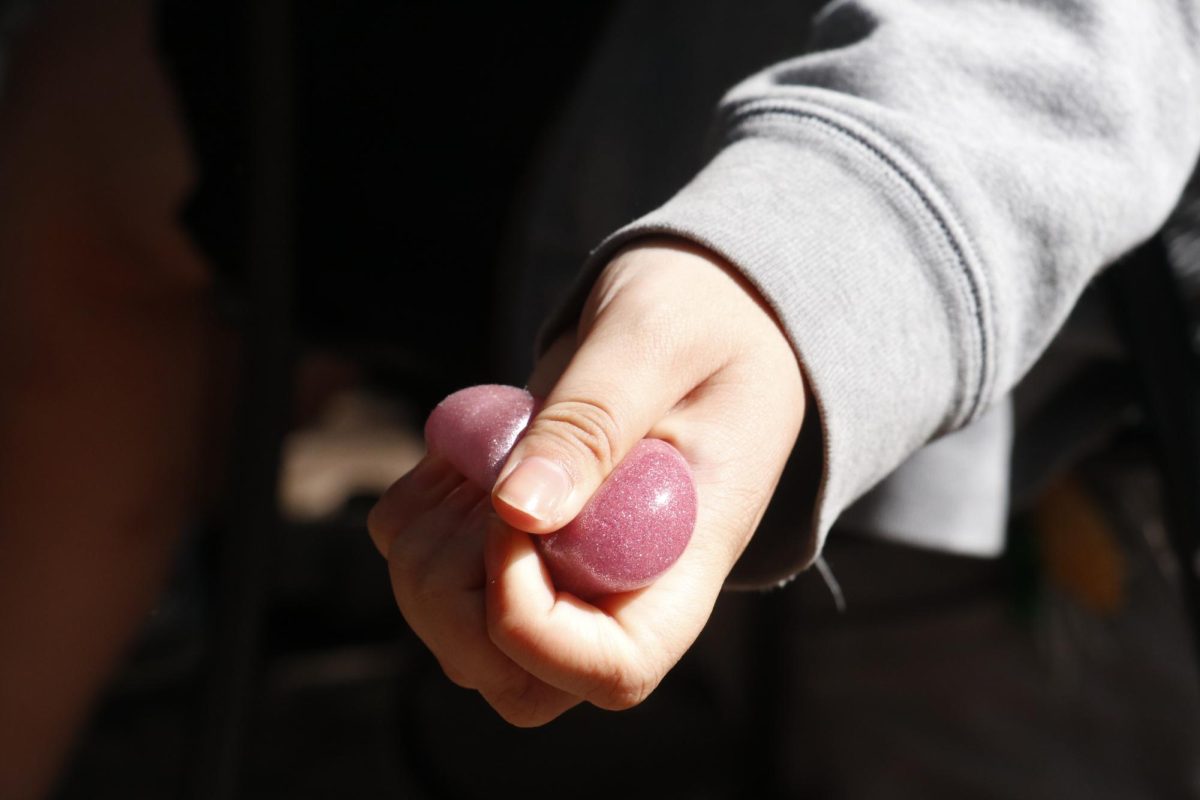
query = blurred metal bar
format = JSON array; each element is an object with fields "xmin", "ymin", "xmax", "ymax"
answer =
[
  {"xmin": 1109, "ymin": 238, "xmax": 1200, "ymax": 667},
  {"xmin": 189, "ymin": 2, "xmax": 295, "ymax": 798}
]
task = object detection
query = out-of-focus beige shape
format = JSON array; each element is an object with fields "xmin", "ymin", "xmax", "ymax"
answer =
[{"xmin": 280, "ymin": 389, "xmax": 425, "ymax": 521}]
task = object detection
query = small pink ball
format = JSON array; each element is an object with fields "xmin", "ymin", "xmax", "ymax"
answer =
[
  {"xmin": 425, "ymin": 385, "xmax": 697, "ymax": 600},
  {"xmin": 424, "ymin": 384, "xmax": 536, "ymax": 490}
]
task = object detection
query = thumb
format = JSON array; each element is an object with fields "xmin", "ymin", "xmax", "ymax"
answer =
[{"xmin": 491, "ymin": 296, "xmax": 710, "ymax": 534}]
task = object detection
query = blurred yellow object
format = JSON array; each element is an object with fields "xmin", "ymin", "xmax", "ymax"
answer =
[{"xmin": 1034, "ymin": 476, "xmax": 1126, "ymax": 615}]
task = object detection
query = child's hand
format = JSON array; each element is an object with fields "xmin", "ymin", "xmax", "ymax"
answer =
[
  {"xmin": 370, "ymin": 239, "xmax": 806, "ymax": 726},
  {"xmin": 369, "ymin": 456, "xmax": 584, "ymax": 722}
]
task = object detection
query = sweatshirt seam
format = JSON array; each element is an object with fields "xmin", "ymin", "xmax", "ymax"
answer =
[{"xmin": 723, "ymin": 100, "xmax": 994, "ymax": 425}]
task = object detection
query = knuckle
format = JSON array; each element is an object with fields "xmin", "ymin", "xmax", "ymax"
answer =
[
  {"xmin": 391, "ymin": 558, "xmax": 443, "ymax": 614},
  {"xmin": 484, "ymin": 676, "xmax": 550, "ymax": 728},
  {"xmin": 386, "ymin": 550, "xmax": 416, "ymax": 596},
  {"xmin": 533, "ymin": 398, "xmax": 623, "ymax": 475},
  {"xmin": 487, "ymin": 606, "xmax": 537, "ymax": 655},
  {"xmin": 438, "ymin": 659, "xmax": 475, "ymax": 690},
  {"xmin": 590, "ymin": 665, "xmax": 657, "ymax": 712},
  {"xmin": 388, "ymin": 524, "xmax": 459, "ymax": 599},
  {"xmin": 365, "ymin": 503, "xmax": 381, "ymax": 537},
  {"xmin": 411, "ymin": 570, "xmax": 453, "ymax": 610},
  {"xmin": 365, "ymin": 504, "xmax": 390, "ymax": 547},
  {"xmin": 490, "ymin": 700, "xmax": 548, "ymax": 729}
]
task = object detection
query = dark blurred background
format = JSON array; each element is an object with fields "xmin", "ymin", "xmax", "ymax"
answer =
[
  {"xmin": 44, "ymin": 2, "xmax": 1200, "ymax": 798},
  {"xmin": 54, "ymin": 3, "xmax": 821, "ymax": 797}
]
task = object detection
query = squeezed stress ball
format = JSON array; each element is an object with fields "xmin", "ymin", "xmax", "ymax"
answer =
[{"xmin": 424, "ymin": 385, "xmax": 697, "ymax": 600}]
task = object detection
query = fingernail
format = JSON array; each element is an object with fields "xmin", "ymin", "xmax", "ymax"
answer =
[{"xmin": 495, "ymin": 456, "xmax": 572, "ymax": 523}]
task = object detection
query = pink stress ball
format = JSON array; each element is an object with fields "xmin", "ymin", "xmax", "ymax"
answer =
[
  {"xmin": 424, "ymin": 385, "xmax": 697, "ymax": 600},
  {"xmin": 423, "ymin": 384, "xmax": 537, "ymax": 490}
]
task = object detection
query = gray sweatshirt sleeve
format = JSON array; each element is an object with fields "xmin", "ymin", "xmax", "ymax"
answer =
[{"xmin": 543, "ymin": 0, "xmax": 1200, "ymax": 577}]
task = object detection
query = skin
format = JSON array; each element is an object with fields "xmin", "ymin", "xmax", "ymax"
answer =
[
  {"xmin": 0, "ymin": 2, "xmax": 226, "ymax": 796},
  {"xmin": 369, "ymin": 240, "xmax": 807, "ymax": 726}
]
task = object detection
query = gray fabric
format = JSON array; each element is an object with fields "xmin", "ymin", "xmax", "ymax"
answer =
[
  {"xmin": 839, "ymin": 398, "xmax": 1013, "ymax": 557},
  {"xmin": 537, "ymin": 0, "xmax": 1200, "ymax": 578}
]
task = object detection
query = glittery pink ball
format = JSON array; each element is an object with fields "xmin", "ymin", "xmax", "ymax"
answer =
[
  {"xmin": 424, "ymin": 385, "xmax": 536, "ymax": 490},
  {"xmin": 424, "ymin": 385, "xmax": 697, "ymax": 600},
  {"xmin": 537, "ymin": 438, "xmax": 696, "ymax": 599}
]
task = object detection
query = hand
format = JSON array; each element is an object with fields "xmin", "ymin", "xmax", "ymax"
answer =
[{"xmin": 369, "ymin": 239, "xmax": 806, "ymax": 725}]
